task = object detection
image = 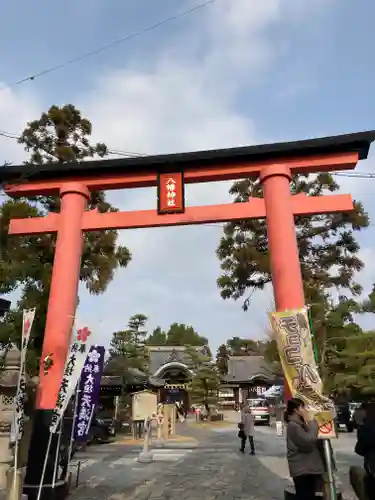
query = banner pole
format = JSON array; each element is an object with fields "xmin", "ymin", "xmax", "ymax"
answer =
[
  {"xmin": 307, "ymin": 306, "xmax": 319, "ymax": 364},
  {"xmin": 323, "ymin": 440, "xmax": 337, "ymax": 500},
  {"xmin": 307, "ymin": 305, "xmax": 337, "ymax": 500},
  {"xmin": 52, "ymin": 423, "xmax": 62, "ymax": 489},
  {"xmin": 86, "ymin": 404, "xmax": 95, "ymax": 437},
  {"xmin": 67, "ymin": 380, "xmax": 81, "ymax": 470},
  {"xmin": 36, "ymin": 432, "xmax": 53, "ymax": 500}
]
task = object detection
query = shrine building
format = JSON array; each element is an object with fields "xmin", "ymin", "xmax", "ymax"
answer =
[
  {"xmin": 219, "ymin": 356, "xmax": 279, "ymax": 408},
  {"xmin": 148, "ymin": 346, "xmax": 208, "ymax": 407}
]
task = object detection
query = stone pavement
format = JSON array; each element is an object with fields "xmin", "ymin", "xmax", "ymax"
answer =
[
  {"xmin": 69, "ymin": 423, "xmax": 361, "ymax": 500},
  {"xmin": 126, "ymin": 431, "xmax": 287, "ymax": 500},
  {"xmin": 254, "ymin": 426, "xmax": 360, "ymax": 500},
  {"xmin": 69, "ymin": 434, "xmax": 200, "ymax": 500}
]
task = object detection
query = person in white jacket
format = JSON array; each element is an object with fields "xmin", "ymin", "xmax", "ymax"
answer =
[{"xmin": 239, "ymin": 406, "xmax": 255, "ymax": 455}]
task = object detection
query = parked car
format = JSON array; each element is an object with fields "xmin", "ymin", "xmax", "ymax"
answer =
[
  {"xmin": 247, "ymin": 398, "xmax": 271, "ymax": 426},
  {"xmin": 87, "ymin": 416, "xmax": 116, "ymax": 444},
  {"xmin": 335, "ymin": 403, "xmax": 354, "ymax": 432}
]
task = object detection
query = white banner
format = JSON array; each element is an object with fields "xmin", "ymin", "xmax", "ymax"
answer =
[
  {"xmin": 49, "ymin": 327, "xmax": 93, "ymax": 434},
  {"xmin": 12, "ymin": 308, "xmax": 36, "ymax": 442}
]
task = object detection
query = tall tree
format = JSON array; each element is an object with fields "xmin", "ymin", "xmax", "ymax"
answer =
[
  {"xmin": 0, "ymin": 105, "xmax": 131, "ymax": 373},
  {"xmin": 326, "ymin": 287, "xmax": 375, "ymax": 396},
  {"xmin": 127, "ymin": 314, "xmax": 148, "ymax": 345},
  {"xmin": 362, "ymin": 283, "xmax": 375, "ymax": 313},
  {"xmin": 216, "ymin": 174, "xmax": 368, "ymax": 390},
  {"xmin": 146, "ymin": 322, "xmax": 208, "ymax": 348},
  {"xmin": 328, "ymin": 330, "xmax": 375, "ymax": 397},
  {"xmin": 186, "ymin": 346, "xmax": 220, "ymax": 410},
  {"xmin": 146, "ymin": 326, "xmax": 167, "ymax": 346},
  {"xmin": 226, "ymin": 336, "xmax": 262, "ymax": 356},
  {"xmin": 108, "ymin": 313, "xmax": 149, "ymax": 373},
  {"xmin": 215, "ymin": 344, "xmax": 230, "ymax": 375},
  {"xmin": 217, "ymin": 174, "xmax": 368, "ymax": 309}
]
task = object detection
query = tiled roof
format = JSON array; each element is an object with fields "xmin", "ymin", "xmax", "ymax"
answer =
[
  {"xmin": 224, "ymin": 356, "xmax": 275, "ymax": 383},
  {"xmin": 148, "ymin": 346, "xmax": 208, "ymax": 375},
  {"xmin": 100, "ymin": 368, "xmax": 164, "ymax": 387}
]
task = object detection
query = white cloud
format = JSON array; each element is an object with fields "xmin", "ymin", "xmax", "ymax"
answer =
[{"xmin": 0, "ymin": 87, "xmax": 41, "ymax": 164}]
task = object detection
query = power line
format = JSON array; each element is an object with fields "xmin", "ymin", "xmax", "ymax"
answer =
[
  {"xmin": 0, "ymin": 129, "xmax": 145, "ymax": 160},
  {"xmin": 0, "ymin": 0, "xmax": 217, "ymax": 92},
  {"xmin": 333, "ymin": 172, "xmax": 375, "ymax": 179},
  {"xmin": 107, "ymin": 149, "xmax": 145, "ymax": 158}
]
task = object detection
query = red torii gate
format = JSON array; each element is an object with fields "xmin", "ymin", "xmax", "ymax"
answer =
[{"xmin": 3, "ymin": 131, "xmax": 375, "ymax": 410}]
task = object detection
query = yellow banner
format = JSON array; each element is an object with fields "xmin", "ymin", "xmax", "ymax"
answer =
[{"xmin": 270, "ymin": 308, "xmax": 336, "ymax": 428}]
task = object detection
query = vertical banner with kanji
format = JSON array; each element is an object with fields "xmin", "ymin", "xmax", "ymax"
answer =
[
  {"xmin": 74, "ymin": 345, "xmax": 105, "ymax": 441},
  {"xmin": 12, "ymin": 308, "xmax": 36, "ymax": 442},
  {"xmin": 49, "ymin": 327, "xmax": 93, "ymax": 434},
  {"xmin": 269, "ymin": 308, "xmax": 336, "ymax": 436}
]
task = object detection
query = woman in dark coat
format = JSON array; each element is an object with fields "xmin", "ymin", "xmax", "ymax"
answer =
[
  {"xmin": 355, "ymin": 402, "xmax": 375, "ymax": 499},
  {"xmin": 285, "ymin": 398, "xmax": 325, "ymax": 500}
]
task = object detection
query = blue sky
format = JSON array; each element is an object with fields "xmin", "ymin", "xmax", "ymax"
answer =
[{"xmin": 1, "ymin": 0, "xmax": 375, "ymax": 353}]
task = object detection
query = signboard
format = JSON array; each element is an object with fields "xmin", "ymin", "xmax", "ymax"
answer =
[
  {"xmin": 74, "ymin": 345, "xmax": 105, "ymax": 441},
  {"xmin": 132, "ymin": 391, "xmax": 157, "ymax": 421},
  {"xmin": 248, "ymin": 386, "xmax": 267, "ymax": 397},
  {"xmin": 318, "ymin": 420, "xmax": 336, "ymax": 439},
  {"xmin": 157, "ymin": 172, "xmax": 185, "ymax": 214},
  {"xmin": 270, "ymin": 308, "xmax": 336, "ymax": 438},
  {"xmin": 164, "ymin": 383, "xmax": 191, "ymax": 390},
  {"xmin": 255, "ymin": 386, "xmax": 267, "ymax": 395}
]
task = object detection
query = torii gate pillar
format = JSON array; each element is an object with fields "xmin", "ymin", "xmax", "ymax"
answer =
[
  {"xmin": 260, "ymin": 164, "xmax": 306, "ymax": 400},
  {"xmin": 38, "ymin": 182, "xmax": 89, "ymax": 409},
  {"xmin": 261, "ymin": 165, "xmax": 305, "ymax": 310}
]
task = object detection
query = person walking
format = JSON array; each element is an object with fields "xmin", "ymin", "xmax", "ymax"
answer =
[
  {"xmin": 285, "ymin": 398, "xmax": 325, "ymax": 500},
  {"xmin": 276, "ymin": 401, "xmax": 285, "ymax": 437},
  {"xmin": 239, "ymin": 406, "xmax": 255, "ymax": 455}
]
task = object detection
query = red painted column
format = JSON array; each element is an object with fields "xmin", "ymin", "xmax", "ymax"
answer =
[
  {"xmin": 260, "ymin": 164, "xmax": 306, "ymax": 402},
  {"xmin": 37, "ymin": 182, "xmax": 89, "ymax": 410}
]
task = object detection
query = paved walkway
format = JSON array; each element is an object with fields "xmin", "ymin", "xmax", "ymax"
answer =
[
  {"xmin": 70, "ymin": 423, "xmax": 360, "ymax": 500},
  {"xmin": 127, "ymin": 432, "xmax": 287, "ymax": 500}
]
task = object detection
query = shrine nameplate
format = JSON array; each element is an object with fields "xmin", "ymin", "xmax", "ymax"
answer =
[{"xmin": 157, "ymin": 172, "xmax": 185, "ymax": 214}]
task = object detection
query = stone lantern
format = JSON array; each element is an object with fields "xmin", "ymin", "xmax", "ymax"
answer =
[{"xmin": 0, "ymin": 346, "xmax": 21, "ymax": 490}]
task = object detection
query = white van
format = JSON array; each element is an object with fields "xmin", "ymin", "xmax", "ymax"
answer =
[{"xmin": 247, "ymin": 398, "xmax": 271, "ymax": 425}]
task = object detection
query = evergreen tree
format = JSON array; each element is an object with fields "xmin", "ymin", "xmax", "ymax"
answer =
[
  {"xmin": 108, "ymin": 314, "xmax": 149, "ymax": 373},
  {"xmin": 215, "ymin": 344, "xmax": 230, "ymax": 375},
  {"xmin": 146, "ymin": 326, "xmax": 167, "ymax": 345},
  {"xmin": 146, "ymin": 322, "xmax": 208, "ymax": 348},
  {"xmin": 226, "ymin": 336, "xmax": 262, "ymax": 356},
  {"xmin": 362, "ymin": 283, "xmax": 375, "ymax": 313},
  {"xmin": 186, "ymin": 346, "xmax": 220, "ymax": 409},
  {"xmin": 0, "ymin": 105, "xmax": 131, "ymax": 374},
  {"xmin": 217, "ymin": 174, "xmax": 368, "ymax": 308},
  {"xmin": 216, "ymin": 174, "xmax": 369, "ymax": 394},
  {"xmin": 326, "ymin": 287, "xmax": 375, "ymax": 396}
]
